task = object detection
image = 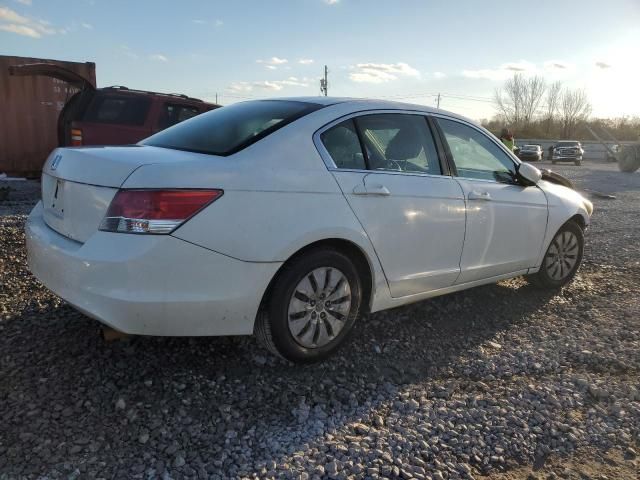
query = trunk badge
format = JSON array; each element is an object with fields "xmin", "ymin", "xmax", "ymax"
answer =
[{"xmin": 51, "ymin": 154, "xmax": 62, "ymax": 170}]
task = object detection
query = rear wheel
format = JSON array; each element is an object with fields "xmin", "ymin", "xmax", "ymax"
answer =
[
  {"xmin": 527, "ymin": 221, "xmax": 584, "ymax": 289},
  {"xmin": 255, "ymin": 248, "xmax": 363, "ymax": 362}
]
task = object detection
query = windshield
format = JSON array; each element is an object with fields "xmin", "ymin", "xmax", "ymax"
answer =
[
  {"xmin": 557, "ymin": 141, "xmax": 580, "ymax": 147},
  {"xmin": 522, "ymin": 145, "xmax": 538, "ymax": 150},
  {"xmin": 142, "ymin": 100, "xmax": 323, "ymax": 156}
]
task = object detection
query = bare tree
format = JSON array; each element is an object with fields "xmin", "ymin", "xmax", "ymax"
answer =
[
  {"xmin": 522, "ymin": 76, "xmax": 546, "ymax": 125},
  {"xmin": 560, "ymin": 88, "xmax": 591, "ymax": 138},
  {"xmin": 544, "ymin": 81, "xmax": 562, "ymax": 133},
  {"xmin": 494, "ymin": 74, "xmax": 546, "ymax": 128}
]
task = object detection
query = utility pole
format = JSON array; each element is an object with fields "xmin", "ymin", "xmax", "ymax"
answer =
[
  {"xmin": 215, "ymin": 93, "xmax": 218, "ymax": 104},
  {"xmin": 320, "ymin": 65, "xmax": 328, "ymax": 96},
  {"xmin": 436, "ymin": 93, "xmax": 441, "ymax": 108}
]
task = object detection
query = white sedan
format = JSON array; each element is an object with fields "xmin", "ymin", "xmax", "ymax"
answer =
[{"xmin": 26, "ymin": 98, "xmax": 593, "ymax": 362}]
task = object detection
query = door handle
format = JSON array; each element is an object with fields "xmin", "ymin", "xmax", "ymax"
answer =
[
  {"xmin": 468, "ymin": 190, "xmax": 491, "ymax": 201},
  {"xmin": 353, "ymin": 184, "xmax": 391, "ymax": 196}
]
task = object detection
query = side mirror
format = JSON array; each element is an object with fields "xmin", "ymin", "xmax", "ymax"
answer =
[{"xmin": 517, "ymin": 162, "xmax": 542, "ymax": 186}]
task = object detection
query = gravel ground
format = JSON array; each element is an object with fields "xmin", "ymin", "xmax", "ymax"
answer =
[{"xmin": 0, "ymin": 160, "xmax": 638, "ymax": 480}]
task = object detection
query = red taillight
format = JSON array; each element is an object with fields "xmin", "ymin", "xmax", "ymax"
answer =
[
  {"xmin": 71, "ymin": 128, "xmax": 83, "ymax": 146},
  {"xmin": 100, "ymin": 189, "xmax": 223, "ymax": 234}
]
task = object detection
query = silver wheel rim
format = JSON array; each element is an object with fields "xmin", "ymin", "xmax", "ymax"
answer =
[
  {"xmin": 545, "ymin": 231, "xmax": 580, "ymax": 280},
  {"xmin": 287, "ymin": 267, "xmax": 352, "ymax": 349}
]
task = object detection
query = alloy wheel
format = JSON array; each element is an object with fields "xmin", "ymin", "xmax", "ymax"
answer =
[
  {"xmin": 287, "ymin": 267, "xmax": 352, "ymax": 348},
  {"xmin": 545, "ymin": 231, "xmax": 580, "ymax": 280}
]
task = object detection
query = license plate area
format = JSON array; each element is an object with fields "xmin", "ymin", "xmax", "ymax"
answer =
[{"xmin": 49, "ymin": 179, "xmax": 65, "ymax": 219}]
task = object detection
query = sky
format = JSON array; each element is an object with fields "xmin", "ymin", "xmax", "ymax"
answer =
[{"xmin": 1, "ymin": 0, "xmax": 639, "ymax": 120}]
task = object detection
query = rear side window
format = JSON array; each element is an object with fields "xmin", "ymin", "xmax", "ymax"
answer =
[
  {"xmin": 83, "ymin": 95, "xmax": 151, "ymax": 125},
  {"xmin": 142, "ymin": 100, "xmax": 323, "ymax": 156},
  {"xmin": 320, "ymin": 120, "xmax": 366, "ymax": 170},
  {"xmin": 159, "ymin": 104, "xmax": 201, "ymax": 130}
]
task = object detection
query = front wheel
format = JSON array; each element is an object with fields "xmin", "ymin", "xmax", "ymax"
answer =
[
  {"xmin": 255, "ymin": 248, "xmax": 363, "ymax": 362},
  {"xmin": 527, "ymin": 221, "xmax": 584, "ymax": 288}
]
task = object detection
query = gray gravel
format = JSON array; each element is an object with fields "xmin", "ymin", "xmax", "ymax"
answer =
[{"xmin": 0, "ymin": 160, "xmax": 638, "ymax": 479}]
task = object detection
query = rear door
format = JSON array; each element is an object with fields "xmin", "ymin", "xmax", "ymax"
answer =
[
  {"xmin": 434, "ymin": 116, "xmax": 548, "ymax": 284},
  {"xmin": 316, "ymin": 112, "xmax": 466, "ymax": 297}
]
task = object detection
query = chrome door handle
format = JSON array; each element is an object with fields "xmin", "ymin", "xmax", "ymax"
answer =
[
  {"xmin": 352, "ymin": 184, "xmax": 391, "ymax": 196},
  {"xmin": 468, "ymin": 190, "xmax": 491, "ymax": 200}
]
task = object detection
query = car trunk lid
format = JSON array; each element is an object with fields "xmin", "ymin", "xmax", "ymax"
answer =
[{"xmin": 41, "ymin": 145, "xmax": 189, "ymax": 242}]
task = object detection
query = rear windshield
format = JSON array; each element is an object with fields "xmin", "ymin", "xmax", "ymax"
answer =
[
  {"xmin": 141, "ymin": 100, "xmax": 323, "ymax": 156},
  {"xmin": 83, "ymin": 94, "xmax": 151, "ymax": 126}
]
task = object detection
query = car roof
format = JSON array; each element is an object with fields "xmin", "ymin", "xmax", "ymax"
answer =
[
  {"xmin": 98, "ymin": 86, "xmax": 219, "ymax": 105},
  {"xmin": 269, "ymin": 96, "xmax": 474, "ymax": 123}
]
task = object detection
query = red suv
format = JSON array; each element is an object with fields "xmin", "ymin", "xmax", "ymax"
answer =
[{"xmin": 9, "ymin": 63, "xmax": 220, "ymax": 147}]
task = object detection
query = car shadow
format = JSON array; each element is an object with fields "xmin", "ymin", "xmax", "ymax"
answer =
[{"xmin": 1, "ymin": 277, "xmax": 560, "ymax": 475}]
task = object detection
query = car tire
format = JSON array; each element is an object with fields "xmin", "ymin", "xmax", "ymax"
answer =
[
  {"xmin": 574, "ymin": 160, "xmax": 581, "ymax": 166},
  {"xmin": 552, "ymin": 161, "xmax": 557, "ymax": 165},
  {"xmin": 255, "ymin": 248, "xmax": 363, "ymax": 363},
  {"xmin": 527, "ymin": 221, "xmax": 584, "ymax": 289}
]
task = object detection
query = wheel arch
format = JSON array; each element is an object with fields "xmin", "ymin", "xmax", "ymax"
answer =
[{"xmin": 257, "ymin": 237, "xmax": 376, "ymax": 320}]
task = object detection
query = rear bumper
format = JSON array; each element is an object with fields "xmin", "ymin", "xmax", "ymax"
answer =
[{"xmin": 25, "ymin": 202, "xmax": 281, "ymax": 336}]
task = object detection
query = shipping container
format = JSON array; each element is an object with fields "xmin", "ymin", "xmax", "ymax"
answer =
[{"xmin": 0, "ymin": 55, "xmax": 96, "ymax": 177}]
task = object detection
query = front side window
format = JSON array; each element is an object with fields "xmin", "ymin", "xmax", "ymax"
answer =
[
  {"xmin": 143, "ymin": 100, "xmax": 323, "ymax": 156},
  {"xmin": 437, "ymin": 118, "xmax": 516, "ymax": 183},
  {"xmin": 320, "ymin": 119, "xmax": 366, "ymax": 170},
  {"xmin": 356, "ymin": 114, "xmax": 441, "ymax": 175}
]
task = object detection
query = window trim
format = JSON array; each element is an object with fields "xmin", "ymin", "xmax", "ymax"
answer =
[
  {"xmin": 430, "ymin": 113, "xmax": 523, "ymax": 185},
  {"xmin": 313, "ymin": 109, "xmax": 450, "ymax": 179}
]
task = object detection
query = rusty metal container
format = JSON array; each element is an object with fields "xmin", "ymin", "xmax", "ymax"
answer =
[{"xmin": 0, "ymin": 55, "xmax": 96, "ymax": 177}]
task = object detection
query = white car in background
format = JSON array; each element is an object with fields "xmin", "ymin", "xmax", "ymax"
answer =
[{"xmin": 26, "ymin": 98, "xmax": 593, "ymax": 362}]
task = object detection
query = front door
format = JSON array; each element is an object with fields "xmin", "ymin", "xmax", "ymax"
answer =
[
  {"xmin": 435, "ymin": 117, "xmax": 548, "ymax": 284},
  {"xmin": 318, "ymin": 113, "xmax": 466, "ymax": 297}
]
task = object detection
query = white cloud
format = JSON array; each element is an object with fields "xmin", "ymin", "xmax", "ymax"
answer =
[
  {"xmin": 14, "ymin": 0, "xmax": 32, "ymax": 5},
  {"xmin": 325, "ymin": 0, "xmax": 339, "ymax": 4},
  {"xmin": 0, "ymin": 6, "xmax": 57, "ymax": 38},
  {"xmin": 120, "ymin": 44, "xmax": 138, "ymax": 59},
  {"xmin": 192, "ymin": 19, "xmax": 223, "ymax": 27},
  {"xmin": 462, "ymin": 60, "xmax": 537, "ymax": 80},
  {"xmin": 265, "ymin": 65, "xmax": 277, "ymax": 70},
  {"xmin": 544, "ymin": 60, "xmax": 570, "ymax": 70},
  {"xmin": 149, "ymin": 54, "xmax": 168, "ymax": 62},
  {"xmin": 228, "ymin": 77, "xmax": 311, "ymax": 93},
  {"xmin": 257, "ymin": 56, "xmax": 288, "ymax": 65},
  {"xmin": 0, "ymin": 23, "xmax": 39, "ymax": 37},
  {"xmin": 81, "ymin": 22, "xmax": 93, "ymax": 30},
  {"xmin": 298, "ymin": 58, "xmax": 314, "ymax": 65},
  {"xmin": 433, "ymin": 71, "xmax": 446, "ymax": 79},
  {"xmin": 595, "ymin": 61, "xmax": 611, "ymax": 69},
  {"xmin": 349, "ymin": 62, "xmax": 420, "ymax": 83}
]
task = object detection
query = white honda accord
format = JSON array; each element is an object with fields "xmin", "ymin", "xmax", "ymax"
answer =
[{"xmin": 26, "ymin": 98, "xmax": 593, "ymax": 362}]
